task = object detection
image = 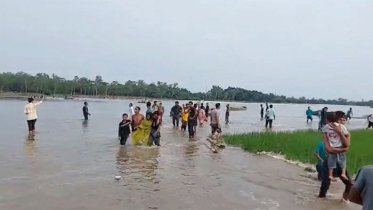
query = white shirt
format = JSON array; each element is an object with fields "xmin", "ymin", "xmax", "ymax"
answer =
[
  {"xmin": 266, "ymin": 108, "xmax": 275, "ymax": 120},
  {"xmin": 129, "ymin": 107, "xmax": 135, "ymax": 117},
  {"xmin": 322, "ymin": 123, "xmax": 349, "ymax": 148},
  {"xmin": 24, "ymin": 101, "xmax": 42, "ymax": 121}
]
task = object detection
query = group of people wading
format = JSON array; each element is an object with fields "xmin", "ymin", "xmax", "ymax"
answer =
[{"xmin": 170, "ymin": 101, "xmax": 228, "ymax": 140}]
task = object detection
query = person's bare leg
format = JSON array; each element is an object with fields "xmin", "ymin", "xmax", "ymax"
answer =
[
  {"xmin": 341, "ymin": 167, "xmax": 348, "ymax": 180},
  {"xmin": 329, "ymin": 169, "xmax": 337, "ymax": 181}
]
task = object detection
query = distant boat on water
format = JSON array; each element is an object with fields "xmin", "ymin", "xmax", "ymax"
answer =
[
  {"xmin": 65, "ymin": 95, "xmax": 74, "ymax": 100},
  {"xmin": 230, "ymin": 106, "xmax": 247, "ymax": 111}
]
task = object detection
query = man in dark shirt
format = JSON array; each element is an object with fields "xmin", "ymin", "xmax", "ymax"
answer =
[
  {"xmin": 118, "ymin": 113, "xmax": 131, "ymax": 145},
  {"xmin": 187, "ymin": 102, "xmax": 197, "ymax": 138},
  {"xmin": 318, "ymin": 107, "xmax": 328, "ymax": 131},
  {"xmin": 260, "ymin": 104, "xmax": 264, "ymax": 120},
  {"xmin": 171, "ymin": 101, "xmax": 182, "ymax": 128},
  {"xmin": 83, "ymin": 102, "xmax": 91, "ymax": 120},
  {"xmin": 205, "ymin": 103, "xmax": 210, "ymax": 118}
]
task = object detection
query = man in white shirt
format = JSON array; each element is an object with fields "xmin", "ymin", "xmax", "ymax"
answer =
[
  {"xmin": 24, "ymin": 97, "xmax": 43, "ymax": 134},
  {"xmin": 265, "ymin": 104, "xmax": 275, "ymax": 129},
  {"xmin": 129, "ymin": 103, "xmax": 135, "ymax": 118}
]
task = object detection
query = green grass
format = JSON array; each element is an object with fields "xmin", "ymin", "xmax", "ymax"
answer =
[{"xmin": 224, "ymin": 130, "xmax": 373, "ymax": 175}]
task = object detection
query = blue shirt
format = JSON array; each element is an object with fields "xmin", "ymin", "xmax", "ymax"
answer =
[
  {"xmin": 306, "ymin": 109, "xmax": 313, "ymax": 117},
  {"xmin": 316, "ymin": 141, "xmax": 327, "ymax": 166}
]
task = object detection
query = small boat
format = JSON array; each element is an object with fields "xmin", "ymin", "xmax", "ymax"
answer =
[
  {"xmin": 230, "ymin": 106, "xmax": 247, "ymax": 111},
  {"xmin": 138, "ymin": 100, "xmax": 146, "ymax": 103},
  {"xmin": 64, "ymin": 95, "xmax": 74, "ymax": 99}
]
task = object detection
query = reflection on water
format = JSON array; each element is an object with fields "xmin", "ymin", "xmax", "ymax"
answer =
[
  {"xmin": 0, "ymin": 100, "xmax": 365, "ymax": 209},
  {"xmin": 24, "ymin": 134, "xmax": 38, "ymax": 158}
]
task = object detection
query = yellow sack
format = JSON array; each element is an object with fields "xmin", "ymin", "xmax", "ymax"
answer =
[{"xmin": 131, "ymin": 119, "xmax": 152, "ymax": 145}]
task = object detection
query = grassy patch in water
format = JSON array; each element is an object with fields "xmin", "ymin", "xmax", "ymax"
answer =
[{"xmin": 224, "ymin": 130, "xmax": 373, "ymax": 175}]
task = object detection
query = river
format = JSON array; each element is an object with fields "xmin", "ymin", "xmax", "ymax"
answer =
[{"xmin": 1, "ymin": 99, "xmax": 369, "ymax": 209}]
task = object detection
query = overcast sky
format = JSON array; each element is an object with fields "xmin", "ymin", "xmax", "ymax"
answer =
[{"xmin": 1, "ymin": 0, "xmax": 372, "ymax": 101}]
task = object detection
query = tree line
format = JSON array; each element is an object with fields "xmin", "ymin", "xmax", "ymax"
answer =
[{"xmin": 1, "ymin": 72, "xmax": 372, "ymax": 107}]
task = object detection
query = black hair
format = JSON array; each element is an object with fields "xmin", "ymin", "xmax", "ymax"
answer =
[
  {"xmin": 175, "ymin": 101, "xmax": 179, "ymax": 104},
  {"xmin": 135, "ymin": 106, "xmax": 141, "ymax": 110},
  {"xmin": 28, "ymin": 97, "xmax": 34, "ymax": 103},
  {"xmin": 270, "ymin": 104, "xmax": 273, "ymax": 108},
  {"xmin": 216, "ymin": 103, "xmax": 221, "ymax": 108},
  {"xmin": 84, "ymin": 102, "xmax": 88, "ymax": 105},
  {"xmin": 336, "ymin": 111, "xmax": 346, "ymax": 120},
  {"xmin": 147, "ymin": 102, "xmax": 151, "ymax": 106},
  {"xmin": 122, "ymin": 113, "xmax": 128, "ymax": 117},
  {"xmin": 129, "ymin": 103, "xmax": 133, "ymax": 106}
]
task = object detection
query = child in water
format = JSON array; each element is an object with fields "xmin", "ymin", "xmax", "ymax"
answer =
[
  {"xmin": 322, "ymin": 111, "xmax": 349, "ymax": 181},
  {"xmin": 118, "ymin": 113, "xmax": 131, "ymax": 145}
]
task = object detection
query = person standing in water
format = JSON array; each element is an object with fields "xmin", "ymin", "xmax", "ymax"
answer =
[
  {"xmin": 146, "ymin": 102, "xmax": 153, "ymax": 115},
  {"xmin": 24, "ymin": 97, "xmax": 43, "ymax": 134},
  {"xmin": 181, "ymin": 104, "xmax": 189, "ymax": 131},
  {"xmin": 367, "ymin": 113, "xmax": 373, "ymax": 129},
  {"xmin": 319, "ymin": 107, "xmax": 328, "ymax": 131},
  {"xmin": 260, "ymin": 104, "xmax": 264, "ymax": 120},
  {"xmin": 346, "ymin": 108, "xmax": 353, "ymax": 120},
  {"xmin": 149, "ymin": 111, "xmax": 161, "ymax": 146},
  {"xmin": 118, "ymin": 113, "xmax": 131, "ymax": 145},
  {"xmin": 171, "ymin": 101, "xmax": 182, "ymax": 128},
  {"xmin": 205, "ymin": 103, "xmax": 210, "ymax": 118},
  {"xmin": 131, "ymin": 106, "xmax": 144, "ymax": 132},
  {"xmin": 152, "ymin": 101, "xmax": 158, "ymax": 112},
  {"xmin": 82, "ymin": 102, "xmax": 91, "ymax": 120},
  {"xmin": 157, "ymin": 102, "xmax": 164, "ymax": 125},
  {"xmin": 129, "ymin": 103, "xmax": 135, "ymax": 118},
  {"xmin": 210, "ymin": 103, "xmax": 222, "ymax": 140},
  {"xmin": 225, "ymin": 104, "xmax": 230, "ymax": 124},
  {"xmin": 265, "ymin": 104, "xmax": 275, "ymax": 129},
  {"xmin": 306, "ymin": 106, "xmax": 313, "ymax": 123},
  {"xmin": 187, "ymin": 102, "xmax": 197, "ymax": 138}
]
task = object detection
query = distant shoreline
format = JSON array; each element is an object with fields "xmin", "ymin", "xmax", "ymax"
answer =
[{"xmin": 1, "ymin": 92, "xmax": 373, "ymax": 108}]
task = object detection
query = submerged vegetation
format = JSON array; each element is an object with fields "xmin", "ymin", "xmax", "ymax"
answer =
[
  {"xmin": 224, "ymin": 130, "xmax": 373, "ymax": 175},
  {"xmin": 1, "ymin": 71, "xmax": 373, "ymax": 106}
]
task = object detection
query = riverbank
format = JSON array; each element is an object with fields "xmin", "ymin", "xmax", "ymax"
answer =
[{"xmin": 224, "ymin": 130, "xmax": 373, "ymax": 175}]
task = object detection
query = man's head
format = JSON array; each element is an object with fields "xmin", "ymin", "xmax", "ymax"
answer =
[
  {"xmin": 308, "ymin": 106, "xmax": 310, "ymax": 110},
  {"xmin": 28, "ymin": 97, "xmax": 34, "ymax": 103},
  {"xmin": 175, "ymin": 101, "xmax": 179, "ymax": 105},
  {"xmin": 153, "ymin": 101, "xmax": 157, "ymax": 105},
  {"xmin": 160, "ymin": 103, "xmax": 163, "ymax": 106},
  {"xmin": 129, "ymin": 103, "xmax": 133, "ymax": 107},
  {"xmin": 135, "ymin": 106, "xmax": 140, "ymax": 114},
  {"xmin": 260, "ymin": 104, "xmax": 263, "ymax": 107},
  {"xmin": 270, "ymin": 104, "xmax": 273, "ymax": 108},
  {"xmin": 324, "ymin": 107, "xmax": 328, "ymax": 111},
  {"xmin": 206, "ymin": 103, "xmax": 209, "ymax": 106},
  {"xmin": 350, "ymin": 107, "xmax": 352, "ymax": 111},
  {"xmin": 147, "ymin": 102, "xmax": 151, "ymax": 107},
  {"xmin": 122, "ymin": 113, "xmax": 128, "ymax": 120},
  {"xmin": 84, "ymin": 102, "xmax": 88, "ymax": 106},
  {"xmin": 216, "ymin": 103, "xmax": 221, "ymax": 109},
  {"xmin": 194, "ymin": 103, "xmax": 197, "ymax": 108}
]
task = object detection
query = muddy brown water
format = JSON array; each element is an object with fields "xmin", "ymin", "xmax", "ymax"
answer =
[{"xmin": 1, "ymin": 99, "xmax": 368, "ymax": 209}]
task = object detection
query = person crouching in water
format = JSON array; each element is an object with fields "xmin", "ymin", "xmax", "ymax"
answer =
[
  {"xmin": 322, "ymin": 111, "xmax": 350, "ymax": 181},
  {"xmin": 149, "ymin": 111, "xmax": 161, "ymax": 146},
  {"xmin": 118, "ymin": 113, "xmax": 131, "ymax": 145}
]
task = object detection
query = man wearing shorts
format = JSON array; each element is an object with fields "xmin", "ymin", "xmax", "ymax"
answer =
[{"xmin": 210, "ymin": 103, "xmax": 221, "ymax": 139}]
